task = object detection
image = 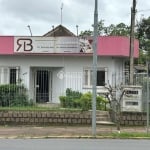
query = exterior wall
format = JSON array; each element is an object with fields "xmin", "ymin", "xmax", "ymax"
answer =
[
  {"xmin": 0, "ymin": 111, "xmax": 146, "ymax": 126},
  {"xmin": 120, "ymin": 112, "xmax": 146, "ymax": 126},
  {"xmin": 97, "ymin": 36, "xmax": 139, "ymax": 57},
  {"xmin": 0, "ymin": 36, "xmax": 14, "ymax": 54},
  {"xmin": 0, "ymin": 55, "xmax": 125, "ymax": 103},
  {"xmin": 0, "ymin": 111, "xmax": 91, "ymax": 125},
  {"xmin": 52, "ymin": 67, "xmax": 65, "ymax": 102},
  {"xmin": 112, "ymin": 58, "xmax": 124, "ymax": 87}
]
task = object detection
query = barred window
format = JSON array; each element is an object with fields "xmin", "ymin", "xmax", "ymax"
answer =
[
  {"xmin": 10, "ymin": 68, "xmax": 17, "ymax": 84},
  {"xmin": 0, "ymin": 67, "xmax": 20, "ymax": 84}
]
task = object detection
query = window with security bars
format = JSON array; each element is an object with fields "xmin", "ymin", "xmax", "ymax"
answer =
[
  {"xmin": 10, "ymin": 68, "xmax": 17, "ymax": 84},
  {"xmin": 0, "ymin": 67, "xmax": 19, "ymax": 84}
]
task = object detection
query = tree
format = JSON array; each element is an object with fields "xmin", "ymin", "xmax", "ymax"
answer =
[
  {"xmin": 105, "ymin": 84, "xmax": 126, "ymax": 133},
  {"xmin": 136, "ymin": 16, "xmax": 150, "ymax": 61},
  {"xmin": 79, "ymin": 20, "xmax": 106, "ymax": 36},
  {"xmin": 97, "ymin": 20, "xmax": 107, "ymax": 35},
  {"xmin": 79, "ymin": 20, "xmax": 130, "ymax": 37},
  {"xmin": 105, "ymin": 23, "xmax": 130, "ymax": 36},
  {"xmin": 79, "ymin": 30, "xmax": 93, "ymax": 37},
  {"xmin": 135, "ymin": 50, "xmax": 147, "ymax": 64}
]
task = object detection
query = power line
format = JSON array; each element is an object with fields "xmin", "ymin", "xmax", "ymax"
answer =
[{"xmin": 137, "ymin": 9, "xmax": 150, "ymax": 13}]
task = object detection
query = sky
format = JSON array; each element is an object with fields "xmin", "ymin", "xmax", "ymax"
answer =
[{"xmin": 0, "ymin": 0, "xmax": 150, "ymax": 36}]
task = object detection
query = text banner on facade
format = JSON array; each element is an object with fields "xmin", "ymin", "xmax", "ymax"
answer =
[{"xmin": 14, "ymin": 36, "xmax": 92, "ymax": 53}]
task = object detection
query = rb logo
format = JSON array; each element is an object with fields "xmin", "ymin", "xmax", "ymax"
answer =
[{"xmin": 16, "ymin": 38, "xmax": 33, "ymax": 52}]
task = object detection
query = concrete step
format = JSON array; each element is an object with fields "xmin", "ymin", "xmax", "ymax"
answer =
[
  {"xmin": 96, "ymin": 111, "xmax": 113, "ymax": 124},
  {"xmin": 96, "ymin": 121, "xmax": 115, "ymax": 125},
  {"xmin": 96, "ymin": 117, "xmax": 111, "ymax": 121},
  {"xmin": 96, "ymin": 110, "xmax": 109, "ymax": 114},
  {"xmin": 96, "ymin": 114, "xmax": 109, "ymax": 117}
]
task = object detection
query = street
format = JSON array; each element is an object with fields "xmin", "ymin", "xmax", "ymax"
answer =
[{"xmin": 0, "ymin": 139, "xmax": 150, "ymax": 150}]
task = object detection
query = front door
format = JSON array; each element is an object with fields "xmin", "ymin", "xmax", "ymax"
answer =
[{"xmin": 35, "ymin": 70, "xmax": 50, "ymax": 103}]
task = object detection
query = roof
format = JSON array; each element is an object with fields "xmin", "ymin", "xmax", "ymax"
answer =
[
  {"xmin": 43, "ymin": 24, "xmax": 76, "ymax": 37},
  {"xmin": 0, "ymin": 24, "xmax": 139, "ymax": 57}
]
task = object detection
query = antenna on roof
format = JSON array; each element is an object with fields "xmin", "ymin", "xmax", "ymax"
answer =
[
  {"xmin": 76, "ymin": 25, "xmax": 79, "ymax": 36},
  {"xmin": 52, "ymin": 25, "xmax": 55, "ymax": 36},
  {"xmin": 27, "ymin": 25, "xmax": 32, "ymax": 36},
  {"xmin": 61, "ymin": 3, "xmax": 63, "ymax": 25}
]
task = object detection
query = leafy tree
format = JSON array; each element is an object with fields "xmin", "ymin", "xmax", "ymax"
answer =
[
  {"xmin": 134, "ymin": 50, "xmax": 147, "ymax": 64},
  {"xmin": 79, "ymin": 20, "xmax": 106, "ymax": 36},
  {"xmin": 79, "ymin": 30, "xmax": 93, "ymax": 37},
  {"xmin": 79, "ymin": 20, "xmax": 130, "ymax": 37},
  {"xmin": 105, "ymin": 23, "xmax": 130, "ymax": 36},
  {"xmin": 97, "ymin": 20, "xmax": 107, "ymax": 35},
  {"xmin": 136, "ymin": 16, "xmax": 150, "ymax": 61}
]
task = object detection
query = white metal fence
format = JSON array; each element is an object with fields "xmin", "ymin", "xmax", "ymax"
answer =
[{"xmin": 0, "ymin": 68, "xmax": 148, "ymax": 112}]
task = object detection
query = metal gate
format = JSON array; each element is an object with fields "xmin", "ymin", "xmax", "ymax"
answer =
[{"xmin": 34, "ymin": 69, "xmax": 52, "ymax": 103}]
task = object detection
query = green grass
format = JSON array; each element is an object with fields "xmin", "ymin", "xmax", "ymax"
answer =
[
  {"xmin": 107, "ymin": 132, "xmax": 150, "ymax": 138},
  {"xmin": 0, "ymin": 106, "xmax": 82, "ymax": 112}
]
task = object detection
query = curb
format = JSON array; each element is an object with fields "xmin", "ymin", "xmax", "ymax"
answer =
[{"xmin": 0, "ymin": 135, "xmax": 150, "ymax": 139}]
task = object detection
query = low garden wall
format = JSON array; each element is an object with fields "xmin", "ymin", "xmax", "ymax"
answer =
[
  {"xmin": 120, "ymin": 112, "xmax": 147, "ymax": 126},
  {"xmin": 0, "ymin": 111, "xmax": 91, "ymax": 125},
  {"xmin": 0, "ymin": 111, "xmax": 147, "ymax": 126}
]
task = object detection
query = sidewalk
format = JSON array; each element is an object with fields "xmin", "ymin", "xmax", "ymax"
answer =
[{"xmin": 0, "ymin": 125, "xmax": 148, "ymax": 139}]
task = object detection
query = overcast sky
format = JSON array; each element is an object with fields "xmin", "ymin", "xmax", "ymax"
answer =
[{"xmin": 0, "ymin": 0, "xmax": 150, "ymax": 36}]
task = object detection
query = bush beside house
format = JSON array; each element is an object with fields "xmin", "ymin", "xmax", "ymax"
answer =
[
  {"xmin": 59, "ymin": 88, "xmax": 109, "ymax": 111},
  {"xmin": 0, "ymin": 84, "xmax": 34, "ymax": 107}
]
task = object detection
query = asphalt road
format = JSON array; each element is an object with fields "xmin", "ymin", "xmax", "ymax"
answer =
[{"xmin": 0, "ymin": 139, "xmax": 150, "ymax": 150}]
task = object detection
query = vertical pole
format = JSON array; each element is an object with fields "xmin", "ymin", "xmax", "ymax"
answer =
[
  {"xmin": 92, "ymin": 0, "xmax": 98, "ymax": 137},
  {"xmin": 76, "ymin": 25, "xmax": 79, "ymax": 36},
  {"xmin": 129, "ymin": 0, "xmax": 136, "ymax": 85},
  {"xmin": 61, "ymin": 3, "xmax": 63, "ymax": 25},
  {"xmin": 27, "ymin": 25, "xmax": 32, "ymax": 36},
  {"xmin": 147, "ymin": 61, "xmax": 149, "ymax": 134}
]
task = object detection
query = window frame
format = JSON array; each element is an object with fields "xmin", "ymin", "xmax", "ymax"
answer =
[
  {"xmin": 83, "ymin": 67, "xmax": 107, "ymax": 88},
  {"xmin": 0, "ymin": 66, "xmax": 20, "ymax": 85}
]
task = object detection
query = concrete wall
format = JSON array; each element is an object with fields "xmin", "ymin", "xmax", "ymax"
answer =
[
  {"xmin": 0, "ymin": 111, "xmax": 147, "ymax": 126},
  {"xmin": 0, "ymin": 111, "xmax": 91, "ymax": 125},
  {"xmin": 120, "ymin": 112, "xmax": 146, "ymax": 126}
]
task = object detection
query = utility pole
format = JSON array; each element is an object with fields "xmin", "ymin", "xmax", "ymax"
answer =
[
  {"xmin": 129, "ymin": 0, "xmax": 136, "ymax": 85},
  {"xmin": 147, "ymin": 61, "xmax": 150, "ymax": 134},
  {"xmin": 92, "ymin": 0, "xmax": 98, "ymax": 137}
]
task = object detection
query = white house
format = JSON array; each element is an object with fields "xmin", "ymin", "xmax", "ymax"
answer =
[{"xmin": 0, "ymin": 25, "xmax": 139, "ymax": 104}]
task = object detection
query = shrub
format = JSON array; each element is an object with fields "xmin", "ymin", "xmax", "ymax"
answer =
[
  {"xmin": 66, "ymin": 88, "xmax": 82, "ymax": 99},
  {"xmin": 0, "ymin": 84, "xmax": 32, "ymax": 107},
  {"xmin": 59, "ymin": 89, "xmax": 109, "ymax": 111},
  {"xmin": 73, "ymin": 98, "xmax": 81, "ymax": 108},
  {"xmin": 59, "ymin": 96, "xmax": 66, "ymax": 107},
  {"xmin": 59, "ymin": 88, "xmax": 82, "ymax": 108},
  {"xmin": 96, "ymin": 95, "xmax": 109, "ymax": 110},
  {"xmin": 80, "ymin": 92, "xmax": 92, "ymax": 111}
]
